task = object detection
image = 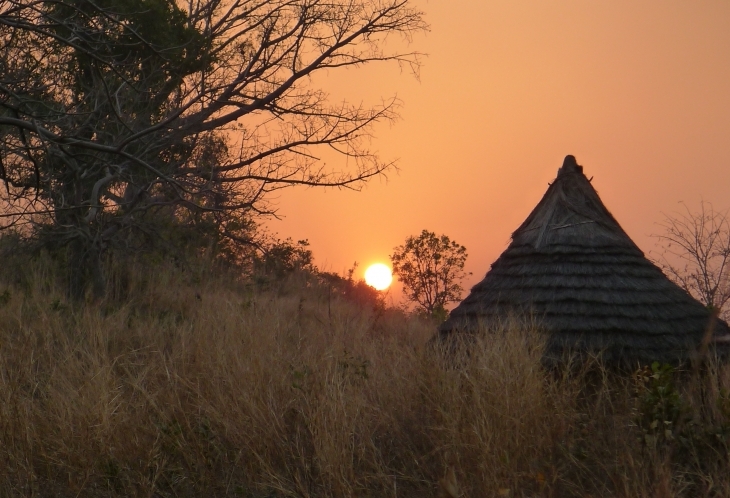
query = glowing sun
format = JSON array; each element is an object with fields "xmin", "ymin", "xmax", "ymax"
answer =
[{"xmin": 364, "ymin": 263, "xmax": 393, "ymax": 291}]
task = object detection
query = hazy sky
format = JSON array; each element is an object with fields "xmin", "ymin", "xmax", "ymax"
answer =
[{"xmin": 266, "ymin": 1, "xmax": 730, "ymax": 303}]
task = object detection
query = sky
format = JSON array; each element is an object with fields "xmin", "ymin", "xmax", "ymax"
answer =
[{"xmin": 266, "ymin": 0, "xmax": 730, "ymax": 305}]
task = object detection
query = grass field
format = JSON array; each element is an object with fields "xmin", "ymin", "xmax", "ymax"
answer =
[{"xmin": 1, "ymin": 262, "xmax": 730, "ymax": 497}]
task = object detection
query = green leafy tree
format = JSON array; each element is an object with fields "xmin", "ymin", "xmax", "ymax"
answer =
[
  {"xmin": 390, "ymin": 229, "xmax": 470, "ymax": 317},
  {"xmin": 0, "ymin": 0, "xmax": 426, "ymax": 297}
]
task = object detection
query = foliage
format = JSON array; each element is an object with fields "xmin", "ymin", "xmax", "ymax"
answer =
[
  {"xmin": 634, "ymin": 362, "xmax": 687, "ymax": 448},
  {"xmin": 248, "ymin": 239, "xmax": 384, "ymax": 310},
  {"xmin": 319, "ymin": 263, "xmax": 385, "ymax": 311},
  {"xmin": 632, "ymin": 361, "xmax": 730, "ymax": 483},
  {"xmin": 0, "ymin": 0, "xmax": 427, "ymax": 297},
  {"xmin": 652, "ymin": 201, "xmax": 730, "ymax": 319},
  {"xmin": 390, "ymin": 229, "xmax": 470, "ymax": 317},
  {"xmin": 254, "ymin": 238, "xmax": 315, "ymax": 280}
]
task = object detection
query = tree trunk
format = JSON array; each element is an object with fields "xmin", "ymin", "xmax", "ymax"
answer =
[{"xmin": 67, "ymin": 236, "xmax": 106, "ymax": 301}]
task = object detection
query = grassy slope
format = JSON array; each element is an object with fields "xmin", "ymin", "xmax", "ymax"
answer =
[{"xmin": 1, "ymin": 263, "xmax": 729, "ymax": 497}]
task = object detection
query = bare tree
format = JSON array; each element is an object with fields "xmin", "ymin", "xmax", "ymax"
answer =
[
  {"xmin": 390, "ymin": 229, "xmax": 470, "ymax": 318},
  {"xmin": 652, "ymin": 201, "xmax": 730, "ymax": 320},
  {"xmin": 0, "ymin": 0, "xmax": 426, "ymax": 296}
]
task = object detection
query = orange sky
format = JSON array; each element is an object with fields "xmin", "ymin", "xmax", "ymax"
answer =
[{"xmin": 266, "ymin": 1, "xmax": 730, "ymax": 304}]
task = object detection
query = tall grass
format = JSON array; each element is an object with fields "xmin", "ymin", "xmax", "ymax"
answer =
[{"xmin": 1, "ymin": 262, "xmax": 730, "ymax": 497}]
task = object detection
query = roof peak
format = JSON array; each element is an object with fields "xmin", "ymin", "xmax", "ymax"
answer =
[
  {"xmin": 558, "ymin": 154, "xmax": 583, "ymax": 176},
  {"xmin": 513, "ymin": 155, "xmax": 633, "ymax": 249}
]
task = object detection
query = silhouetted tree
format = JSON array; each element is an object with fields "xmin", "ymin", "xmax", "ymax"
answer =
[
  {"xmin": 319, "ymin": 263, "xmax": 384, "ymax": 311},
  {"xmin": 255, "ymin": 238, "xmax": 314, "ymax": 280},
  {"xmin": 0, "ymin": 0, "xmax": 426, "ymax": 297},
  {"xmin": 390, "ymin": 229, "xmax": 469, "ymax": 318},
  {"xmin": 653, "ymin": 201, "xmax": 730, "ymax": 320}
]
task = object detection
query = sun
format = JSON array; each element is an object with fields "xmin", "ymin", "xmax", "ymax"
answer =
[{"xmin": 364, "ymin": 263, "xmax": 393, "ymax": 291}]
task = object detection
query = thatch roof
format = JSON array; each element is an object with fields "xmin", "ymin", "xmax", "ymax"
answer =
[{"xmin": 439, "ymin": 155, "xmax": 730, "ymax": 364}]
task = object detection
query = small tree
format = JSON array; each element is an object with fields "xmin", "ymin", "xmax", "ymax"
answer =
[
  {"xmin": 390, "ymin": 229, "xmax": 469, "ymax": 317},
  {"xmin": 652, "ymin": 201, "xmax": 730, "ymax": 320}
]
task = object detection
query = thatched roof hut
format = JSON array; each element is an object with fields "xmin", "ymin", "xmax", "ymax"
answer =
[{"xmin": 439, "ymin": 155, "xmax": 730, "ymax": 364}]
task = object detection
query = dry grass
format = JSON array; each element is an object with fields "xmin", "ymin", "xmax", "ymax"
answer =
[{"xmin": 1, "ymin": 262, "xmax": 730, "ymax": 497}]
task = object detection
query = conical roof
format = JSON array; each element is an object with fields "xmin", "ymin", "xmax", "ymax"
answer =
[{"xmin": 440, "ymin": 155, "xmax": 730, "ymax": 363}]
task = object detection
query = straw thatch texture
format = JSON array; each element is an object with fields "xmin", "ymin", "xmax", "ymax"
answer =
[{"xmin": 440, "ymin": 155, "xmax": 730, "ymax": 363}]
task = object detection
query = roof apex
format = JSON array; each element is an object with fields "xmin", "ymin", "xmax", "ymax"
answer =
[
  {"xmin": 558, "ymin": 154, "xmax": 582, "ymax": 176},
  {"xmin": 512, "ymin": 155, "xmax": 632, "ymax": 249}
]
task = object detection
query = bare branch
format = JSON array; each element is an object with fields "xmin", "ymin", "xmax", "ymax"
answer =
[
  {"xmin": 652, "ymin": 201, "xmax": 730, "ymax": 320},
  {"xmin": 0, "ymin": 0, "xmax": 426, "ymax": 294}
]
